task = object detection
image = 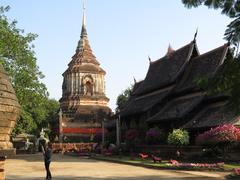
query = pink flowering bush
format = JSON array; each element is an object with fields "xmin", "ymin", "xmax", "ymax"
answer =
[
  {"xmin": 196, "ymin": 124, "xmax": 240, "ymax": 159},
  {"xmin": 196, "ymin": 124, "xmax": 240, "ymax": 145}
]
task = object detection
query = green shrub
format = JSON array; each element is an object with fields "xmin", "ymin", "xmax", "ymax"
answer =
[{"xmin": 167, "ymin": 129, "xmax": 189, "ymax": 146}]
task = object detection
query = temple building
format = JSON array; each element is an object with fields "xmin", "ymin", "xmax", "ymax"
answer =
[
  {"xmin": 59, "ymin": 8, "xmax": 111, "ymax": 142},
  {"xmin": 120, "ymin": 38, "xmax": 240, "ymax": 143}
]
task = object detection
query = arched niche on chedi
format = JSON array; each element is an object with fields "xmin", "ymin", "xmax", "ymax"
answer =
[{"xmin": 82, "ymin": 75, "xmax": 94, "ymax": 96}]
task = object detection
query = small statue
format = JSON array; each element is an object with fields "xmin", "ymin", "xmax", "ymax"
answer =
[{"xmin": 40, "ymin": 128, "xmax": 45, "ymax": 138}]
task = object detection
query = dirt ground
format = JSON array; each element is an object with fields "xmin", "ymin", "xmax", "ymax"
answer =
[{"xmin": 5, "ymin": 153, "xmax": 228, "ymax": 180}]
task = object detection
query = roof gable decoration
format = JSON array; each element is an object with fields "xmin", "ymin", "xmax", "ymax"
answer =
[
  {"xmin": 134, "ymin": 40, "xmax": 199, "ymax": 95},
  {"xmin": 165, "ymin": 43, "xmax": 175, "ymax": 57}
]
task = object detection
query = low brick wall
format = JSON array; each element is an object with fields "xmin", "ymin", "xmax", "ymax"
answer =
[
  {"xmin": 52, "ymin": 143, "xmax": 97, "ymax": 153},
  {"xmin": 0, "ymin": 156, "xmax": 6, "ymax": 180}
]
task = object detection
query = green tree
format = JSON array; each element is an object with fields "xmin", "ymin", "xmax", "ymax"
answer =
[
  {"xmin": 182, "ymin": 0, "xmax": 240, "ymax": 17},
  {"xmin": 45, "ymin": 99, "xmax": 60, "ymax": 141},
  {"xmin": 116, "ymin": 85, "xmax": 133, "ymax": 112},
  {"xmin": 0, "ymin": 6, "xmax": 57, "ymax": 135},
  {"xmin": 182, "ymin": 0, "xmax": 240, "ymax": 48}
]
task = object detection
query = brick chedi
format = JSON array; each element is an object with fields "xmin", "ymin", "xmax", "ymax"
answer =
[
  {"xmin": 0, "ymin": 64, "xmax": 20, "ymax": 151},
  {"xmin": 59, "ymin": 8, "xmax": 111, "ymax": 142},
  {"xmin": 0, "ymin": 63, "xmax": 20, "ymax": 180}
]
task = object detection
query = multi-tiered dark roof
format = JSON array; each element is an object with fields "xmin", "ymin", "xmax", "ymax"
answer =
[
  {"xmin": 120, "ymin": 40, "xmax": 240, "ymax": 133},
  {"xmin": 120, "ymin": 41, "xmax": 199, "ymax": 117}
]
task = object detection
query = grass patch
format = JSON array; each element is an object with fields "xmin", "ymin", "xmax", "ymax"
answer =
[
  {"xmin": 92, "ymin": 155, "xmax": 240, "ymax": 171},
  {"xmin": 223, "ymin": 163, "xmax": 240, "ymax": 170},
  {"xmin": 93, "ymin": 155, "xmax": 170, "ymax": 168}
]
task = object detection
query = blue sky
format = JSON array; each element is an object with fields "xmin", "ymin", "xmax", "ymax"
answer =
[{"xmin": 1, "ymin": 0, "xmax": 231, "ymax": 110}]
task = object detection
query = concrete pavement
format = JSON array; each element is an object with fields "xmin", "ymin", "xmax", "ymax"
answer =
[{"xmin": 5, "ymin": 153, "xmax": 228, "ymax": 180}]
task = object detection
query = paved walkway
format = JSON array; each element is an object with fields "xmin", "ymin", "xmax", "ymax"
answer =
[{"xmin": 5, "ymin": 154, "xmax": 228, "ymax": 180}]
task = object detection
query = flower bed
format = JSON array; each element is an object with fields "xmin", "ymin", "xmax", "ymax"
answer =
[
  {"xmin": 168, "ymin": 159, "xmax": 225, "ymax": 169},
  {"xmin": 226, "ymin": 168, "xmax": 240, "ymax": 179},
  {"xmin": 233, "ymin": 168, "xmax": 240, "ymax": 176},
  {"xmin": 93, "ymin": 155, "xmax": 231, "ymax": 172}
]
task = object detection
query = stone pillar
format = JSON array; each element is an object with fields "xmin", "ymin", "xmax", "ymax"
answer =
[
  {"xmin": 76, "ymin": 73, "xmax": 79, "ymax": 94},
  {"xmin": 71, "ymin": 73, "xmax": 74, "ymax": 94},
  {"xmin": 102, "ymin": 120, "xmax": 105, "ymax": 145},
  {"xmin": 66, "ymin": 74, "xmax": 70, "ymax": 93},
  {"xmin": 58, "ymin": 109, "xmax": 63, "ymax": 143},
  {"xmin": 101, "ymin": 75, "xmax": 103, "ymax": 94}
]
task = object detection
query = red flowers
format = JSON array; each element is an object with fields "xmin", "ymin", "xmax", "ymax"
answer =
[
  {"xmin": 234, "ymin": 168, "xmax": 240, "ymax": 176},
  {"xmin": 169, "ymin": 159, "xmax": 179, "ymax": 165},
  {"xmin": 139, "ymin": 153, "xmax": 148, "ymax": 160}
]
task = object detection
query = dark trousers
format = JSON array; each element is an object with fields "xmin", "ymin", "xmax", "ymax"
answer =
[{"xmin": 44, "ymin": 161, "xmax": 52, "ymax": 179}]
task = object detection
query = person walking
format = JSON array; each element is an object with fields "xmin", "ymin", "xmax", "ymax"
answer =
[{"xmin": 41, "ymin": 142, "xmax": 52, "ymax": 180}]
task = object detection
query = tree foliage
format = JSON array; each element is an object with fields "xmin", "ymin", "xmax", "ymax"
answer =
[
  {"xmin": 116, "ymin": 85, "xmax": 133, "ymax": 112},
  {"xmin": 0, "ymin": 6, "xmax": 59, "ymax": 135},
  {"xmin": 182, "ymin": 0, "xmax": 240, "ymax": 47},
  {"xmin": 224, "ymin": 13, "xmax": 240, "ymax": 50},
  {"xmin": 182, "ymin": 0, "xmax": 240, "ymax": 17}
]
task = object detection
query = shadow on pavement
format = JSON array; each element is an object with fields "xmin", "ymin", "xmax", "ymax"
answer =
[
  {"xmin": 6, "ymin": 175, "xmax": 221, "ymax": 180},
  {"xmin": 7, "ymin": 153, "xmax": 98, "ymax": 163}
]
